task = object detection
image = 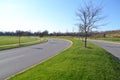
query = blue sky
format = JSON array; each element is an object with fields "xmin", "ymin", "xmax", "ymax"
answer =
[{"xmin": 0, "ymin": 0, "xmax": 120, "ymax": 33}]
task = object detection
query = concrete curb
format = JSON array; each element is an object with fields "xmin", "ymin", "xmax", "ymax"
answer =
[{"xmin": 5, "ymin": 38, "xmax": 73, "ymax": 80}]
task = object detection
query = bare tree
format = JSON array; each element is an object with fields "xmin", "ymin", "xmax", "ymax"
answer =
[
  {"xmin": 78, "ymin": 24, "xmax": 84, "ymax": 41},
  {"xmin": 76, "ymin": 1, "xmax": 105, "ymax": 48},
  {"xmin": 16, "ymin": 30, "xmax": 23, "ymax": 47}
]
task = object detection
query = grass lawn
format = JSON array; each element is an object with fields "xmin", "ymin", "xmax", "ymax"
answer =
[
  {"xmin": 91, "ymin": 37, "xmax": 120, "ymax": 43},
  {"xmin": 0, "ymin": 36, "xmax": 39, "ymax": 45},
  {"xmin": 0, "ymin": 36, "xmax": 46, "ymax": 50},
  {"xmin": 8, "ymin": 37, "xmax": 120, "ymax": 80}
]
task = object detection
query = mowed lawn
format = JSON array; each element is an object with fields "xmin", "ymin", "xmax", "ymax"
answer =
[
  {"xmin": 0, "ymin": 36, "xmax": 46, "ymax": 50},
  {"xmin": 92, "ymin": 37, "xmax": 120, "ymax": 42},
  {"xmin": 0, "ymin": 36, "xmax": 39, "ymax": 45},
  {"xmin": 8, "ymin": 37, "xmax": 120, "ymax": 80}
]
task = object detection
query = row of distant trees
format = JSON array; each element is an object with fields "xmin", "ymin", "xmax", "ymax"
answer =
[
  {"xmin": 0, "ymin": 30, "xmax": 111, "ymax": 38},
  {"xmin": 0, "ymin": 30, "xmax": 82, "ymax": 37},
  {"xmin": 0, "ymin": 30, "xmax": 49, "ymax": 37}
]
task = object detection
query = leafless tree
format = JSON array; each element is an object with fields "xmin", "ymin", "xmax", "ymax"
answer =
[
  {"xmin": 76, "ymin": 1, "xmax": 105, "ymax": 48},
  {"xmin": 16, "ymin": 30, "xmax": 23, "ymax": 47},
  {"xmin": 78, "ymin": 24, "xmax": 84, "ymax": 41}
]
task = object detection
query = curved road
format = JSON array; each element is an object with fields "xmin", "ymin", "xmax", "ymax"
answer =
[
  {"xmin": 0, "ymin": 38, "xmax": 71, "ymax": 80},
  {"xmin": 89, "ymin": 40, "xmax": 120, "ymax": 60}
]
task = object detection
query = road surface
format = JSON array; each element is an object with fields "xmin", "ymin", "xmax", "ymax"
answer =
[
  {"xmin": 0, "ymin": 38, "xmax": 71, "ymax": 80},
  {"xmin": 89, "ymin": 40, "xmax": 120, "ymax": 60}
]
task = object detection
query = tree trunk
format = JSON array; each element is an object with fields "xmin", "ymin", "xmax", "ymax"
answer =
[
  {"xmin": 18, "ymin": 35, "xmax": 21, "ymax": 47},
  {"xmin": 84, "ymin": 32, "xmax": 87, "ymax": 48}
]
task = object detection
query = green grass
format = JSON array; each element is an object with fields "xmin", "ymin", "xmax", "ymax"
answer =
[
  {"xmin": 8, "ymin": 37, "xmax": 120, "ymax": 80},
  {"xmin": 0, "ymin": 36, "xmax": 47, "ymax": 50},
  {"xmin": 91, "ymin": 37, "xmax": 120, "ymax": 42},
  {"xmin": 0, "ymin": 36, "xmax": 39, "ymax": 45}
]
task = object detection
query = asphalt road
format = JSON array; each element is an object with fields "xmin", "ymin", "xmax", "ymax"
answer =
[
  {"xmin": 0, "ymin": 38, "xmax": 71, "ymax": 80},
  {"xmin": 89, "ymin": 40, "xmax": 120, "ymax": 60}
]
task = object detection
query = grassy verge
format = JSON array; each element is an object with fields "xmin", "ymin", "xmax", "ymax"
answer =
[
  {"xmin": 0, "ymin": 36, "xmax": 40, "ymax": 45},
  {"xmin": 0, "ymin": 36, "xmax": 47, "ymax": 50},
  {"xmin": 8, "ymin": 37, "xmax": 120, "ymax": 80},
  {"xmin": 90, "ymin": 37, "xmax": 120, "ymax": 43}
]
